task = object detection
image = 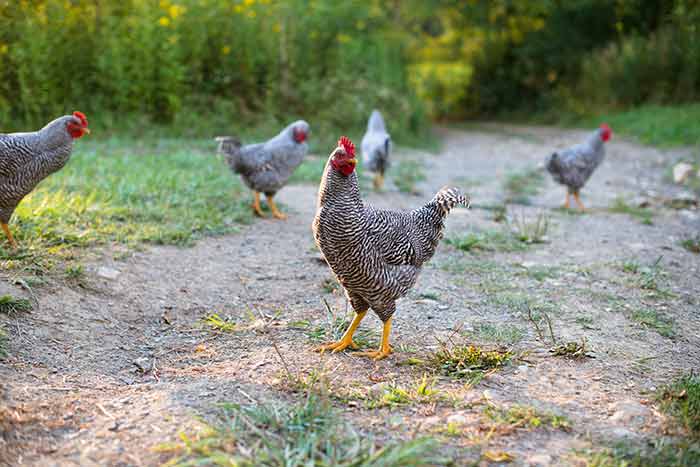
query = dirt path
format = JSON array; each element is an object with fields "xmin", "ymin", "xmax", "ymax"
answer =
[{"xmin": 1, "ymin": 126, "xmax": 699, "ymax": 466}]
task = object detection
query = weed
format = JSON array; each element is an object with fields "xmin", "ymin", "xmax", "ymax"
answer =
[
  {"xmin": 64, "ymin": 264, "xmax": 85, "ymax": 280},
  {"xmin": 321, "ymin": 277, "xmax": 339, "ymax": 294},
  {"xmin": 200, "ymin": 313, "xmax": 236, "ymax": 333},
  {"xmin": 492, "ymin": 204, "xmax": 508, "ymax": 223},
  {"xmin": 416, "ymin": 291, "xmax": 440, "ymax": 301},
  {"xmin": 503, "ymin": 168, "xmax": 545, "ymax": 204},
  {"xmin": 521, "ymin": 265, "xmax": 559, "ymax": 281},
  {"xmin": 631, "ymin": 308, "xmax": 675, "ymax": 338},
  {"xmin": 293, "ymin": 301, "xmax": 377, "ymax": 349},
  {"xmin": 0, "ymin": 295, "xmax": 32, "ymax": 314},
  {"xmin": 609, "ymin": 197, "xmax": 654, "ymax": 225},
  {"xmin": 582, "ymin": 439, "xmax": 700, "ymax": 467},
  {"xmin": 0, "ymin": 327, "xmax": 7, "ymax": 358},
  {"xmin": 483, "ymin": 404, "xmax": 571, "ymax": 434},
  {"xmin": 159, "ymin": 394, "xmax": 447, "ymax": 466},
  {"xmin": 426, "ymin": 343, "xmax": 511, "ymax": 384},
  {"xmin": 509, "ymin": 211, "xmax": 549, "ymax": 244},
  {"xmin": 681, "ymin": 235, "xmax": 700, "ymax": 254},
  {"xmin": 468, "ymin": 323, "xmax": 524, "ymax": 345},
  {"xmin": 549, "ymin": 338, "xmax": 594, "ymax": 359},
  {"xmin": 621, "ymin": 256, "xmax": 674, "ymax": 298},
  {"xmin": 446, "ymin": 230, "xmax": 527, "ymax": 253},
  {"xmin": 394, "ymin": 159, "xmax": 427, "ymax": 194},
  {"xmin": 658, "ymin": 373, "xmax": 700, "ymax": 437},
  {"xmin": 370, "ymin": 374, "xmax": 442, "ymax": 408}
]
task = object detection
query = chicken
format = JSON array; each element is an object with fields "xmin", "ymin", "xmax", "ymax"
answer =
[
  {"xmin": 0, "ymin": 112, "xmax": 90, "ymax": 248},
  {"xmin": 216, "ymin": 121, "xmax": 309, "ymax": 219},
  {"xmin": 360, "ymin": 110, "xmax": 391, "ymax": 190},
  {"xmin": 545, "ymin": 123, "xmax": 612, "ymax": 210},
  {"xmin": 312, "ymin": 137, "xmax": 469, "ymax": 360}
]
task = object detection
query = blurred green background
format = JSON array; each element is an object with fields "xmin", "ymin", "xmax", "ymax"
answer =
[{"xmin": 0, "ymin": 0, "xmax": 699, "ymax": 144}]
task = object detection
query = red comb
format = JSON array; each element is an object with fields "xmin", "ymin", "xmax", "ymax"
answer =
[
  {"xmin": 73, "ymin": 111, "xmax": 88, "ymax": 126},
  {"xmin": 338, "ymin": 136, "xmax": 355, "ymax": 156}
]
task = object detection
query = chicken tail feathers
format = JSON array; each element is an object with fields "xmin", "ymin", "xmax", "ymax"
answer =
[{"xmin": 432, "ymin": 186, "xmax": 470, "ymax": 215}]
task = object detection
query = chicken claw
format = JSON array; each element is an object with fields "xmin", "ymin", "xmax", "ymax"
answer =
[
  {"xmin": 252, "ymin": 192, "xmax": 267, "ymax": 217},
  {"xmin": 266, "ymin": 195, "xmax": 287, "ymax": 220}
]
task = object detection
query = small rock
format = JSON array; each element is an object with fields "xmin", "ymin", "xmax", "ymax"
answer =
[
  {"xmin": 673, "ymin": 162, "xmax": 694, "ymax": 184},
  {"xmin": 446, "ymin": 413, "xmax": 468, "ymax": 425},
  {"xmin": 133, "ymin": 357, "xmax": 150, "ymax": 372},
  {"xmin": 97, "ymin": 266, "xmax": 121, "ymax": 280}
]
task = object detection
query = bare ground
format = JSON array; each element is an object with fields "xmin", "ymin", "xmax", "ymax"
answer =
[{"xmin": 1, "ymin": 125, "xmax": 699, "ymax": 466}]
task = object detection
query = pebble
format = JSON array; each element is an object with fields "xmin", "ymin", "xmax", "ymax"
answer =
[
  {"xmin": 673, "ymin": 162, "xmax": 694, "ymax": 184},
  {"xmin": 446, "ymin": 413, "xmax": 468, "ymax": 425},
  {"xmin": 97, "ymin": 266, "xmax": 121, "ymax": 280}
]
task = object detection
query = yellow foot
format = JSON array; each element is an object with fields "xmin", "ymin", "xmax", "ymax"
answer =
[
  {"xmin": 1, "ymin": 223, "xmax": 17, "ymax": 249},
  {"xmin": 354, "ymin": 348, "xmax": 392, "ymax": 361},
  {"xmin": 252, "ymin": 192, "xmax": 267, "ymax": 217},
  {"xmin": 266, "ymin": 195, "xmax": 287, "ymax": 220},
  {"xmin": 314, "ymin": 339, "xmax": 359, "ymax": 353}
]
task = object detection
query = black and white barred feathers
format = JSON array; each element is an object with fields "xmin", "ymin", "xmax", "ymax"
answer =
[
  {"xmin": 313, "ymin": 140, "xmax": 469, "ymax": 323},
  {"xmin": 545, "ymin": 124, "xmax": 611, "ymax": 194},
  {"xmin": 0, "ymin": 114, "xmax": 84, "ymax": 223},
  {"xmin": 216, "ymin": 120, "xmax": 309, "ymax": 196}
]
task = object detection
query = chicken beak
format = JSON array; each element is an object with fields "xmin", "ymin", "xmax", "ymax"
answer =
[
  {"xmin": 349, "ymin": 158, "xmax": 357, "ymax": 166},
  {"xmin": 83, "ymin": 128, "xmax": 91, "ymax": 135}
]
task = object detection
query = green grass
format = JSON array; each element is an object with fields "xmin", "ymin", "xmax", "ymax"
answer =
[
  {"xmin": 582, "ymin": 104, "xmax": 700, "ymax": 147},
  {"xmin": 631, "ymin": 308, "xmax": 675, "ymax": 338},
  {"xmin": 608, "ymin": 197, "xmax": 654, "ymax": 225},
  {"xmin": 6, "ymin": 137, "xmax": 253, "ymax": 252},
  {"xmin": 503, "ymin": 168, "xmax": 545, "ymax": 204},
  {"xmin": 446, "ymin": 229, "xmax": 528, "ymax": 253},
  {"xmin": 291, "ymin": 306, "xmax": 378, "ymax": 349},
  {"xmin": 583, "ymin": 439, "xmax": 700, "ymax": 467},
  {"xmin": 200, "ymin": 313, "xmax": 237, "ymax": 333},
  {"xmin": 393, "ymin": 159, "xmax": 427, "ymax": 194},
  {"xmin": 483, "ymin": 404, "xmax": 571, "ymax": 432},
  {"xmin": 468, "ymin": 323, "xmax": 524, "ymax": 345},
  {"xmin": 159, "ymin": 394, "xmax": 447, "ymax": 466},
  {"xmin": 426, "ymin": 343, "xmax": 512, "ymax": 385},
  {"xmin": 658, "ymin": 373, "xmax": 700, "ymax": 438},
  {"xmin": 368, "ymin": 375, "xmax": 443, "ymax": 409},
  {"xmin": 0, "ymin": 327, "xmax": 8, "ymax": 358},
  {"xmin": 0, "ymin": 295, "xmax": 33, "ymax": 314},
  {"xmin": 681, "ymin": 235, "xmax": 700, "ymax": 254}
]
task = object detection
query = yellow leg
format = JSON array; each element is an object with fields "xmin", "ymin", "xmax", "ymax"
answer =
[
  {"xmin": 563, "ymin": 192, "xmax": 570, "ymax": 209},
  {"xmin": 354, "ymin": 317, "xmax": 392, "ymax": 360},
  {"xmin": 573, "ymin": 192, "xmax": 585, "ymax": 211},
  {"xmin": 315, "ymin": 311, "xmax": 367, "ymax": 353},
  {"xmin": 373, "ymin": 173, "xmax": 384, "ymax": 190},
  {"xmin": 252, "ymin": 192, "xmax": 266, "ymax": 217},
  {"xmin": 1, "ymin": 223, "xmax": 17, "ymax": 249},
  {"xmin": 266, "ymin": 194, "xmax": 287, "ymax": 220}
]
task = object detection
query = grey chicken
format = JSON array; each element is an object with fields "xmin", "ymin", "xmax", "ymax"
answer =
[
  {"xmin": 312, "ymin": 137, "xmax": 469, "ymax": 360},
  {"xmin": 360, "ymin": 110, "xmax": 391, "ymax": 190},
  {"xmin": 216, "ymin": 121, "xmax": 309, "ymax": 219},
  {"xmin": 545, "ymin": 123, "xmax": 612, "ymax": 210},
  {"xmin": 0, "ymin": 112, "xmax": 90, "ymax": 248}
]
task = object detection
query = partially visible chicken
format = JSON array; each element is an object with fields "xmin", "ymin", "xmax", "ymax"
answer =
[
  {"xmin": 361, "ymin": 110, "xmax": 391, "ymax": 190},
  {"xmin": 545, "ymin": 123, "xmax": 612, "ymax": 210},
  {"xmin": 0, "ymin": 112, "xmax": 90, "ymax": 248},
  {"xmin": 216, "ymin": 121, "xmax": 309, "ymax": 219},
  {"xmin": 313, "ymin": 137, "xmax": 469, "ymax": 360}
]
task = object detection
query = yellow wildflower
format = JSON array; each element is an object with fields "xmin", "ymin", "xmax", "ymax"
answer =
[
  {"xmin": 337, "ymin": 33, "xmax": 351, "ymax": 44},
  {"xmin": 159, "ymin": 0, "xmax": 170, "ymax": 9},
  {"xmin": 244, "ymin": 0, "xmax": 254, "ymax": 5},
  {"xmin": 273, "ymin": 23, "xmax": 281, "ymax": 33},
  {"xmin": 169, "ymin": 4, "xmax": 185, "ymax": 19},
  {"xmin": 159, "ymin": 16, "xmax": 171, "ymax": 27},
  {"xmin": 0, "ymin": 44, "xmax": 7, "ymax": 55},
  {"xmin": 221, "ymin": 45, "xmax": 231, "ymax": 55},
  {"xmin": 234, "ymin": 4, "xmax": 243, "ymax": 13}
]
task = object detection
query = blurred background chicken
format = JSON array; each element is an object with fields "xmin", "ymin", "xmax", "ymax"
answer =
[
  {"xmin": 216, "ymin": 121, "xmax": 309, "ymax": 219},
  {"xmin": 313, "ymin": 136, "xmax": 469, "ymax": 360},
  {"xmin": 0, "ymin": 112, "xmax": 90, "ymax": 248},
  {"xmin": 360, "ymin": 110, "xmax": 392, "ymax": 190},
  {"xmin": 545, "ymin": 123, "xmax": 612, "ymax": 210}
]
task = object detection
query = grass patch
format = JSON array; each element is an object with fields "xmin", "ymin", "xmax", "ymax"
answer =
[
  {"xmin": 368, "ymin": 375, "xmax": 443, "ymax": 409},
  {"xmin": 393, "ymin": 159, "xmax": 427, "ymax": 194},
  {"xmin": 549, "ymin": 338, "xmax": 593, "ymax": 359},
  {"xmin": 582, "ymin": 439, "xmax": 700, "ymax": 467},
  {"xmin": 468, "ymin": 323, "xmax": 524, "ymax": 345},
  {"xmin": 582, "ymin": 104, "xmax": 700, "ymax": 147},
  {"xmin": 509, "ymin": 211, "xmax": 550, "ymax": 244},
  {"xmin": 658, "ymin": 373, "xmax": 700, "ymax": 437},
  {"xmin": 426, "ymin": 343, "xmax": 512, "ymax": 385},
  {"xmin": 630, "ymin": 308, "xmax": 675, "ymax": 338},
  {"xmin": 0, "ymin": 327, "xmax": 7, "ymax": 358},
  {"xmin": 446, "ymin": 229, "xmax": 528, "ymax": 253},
  {"xmin": 681, "ymin": 235, "xmax": 700, "ymax": 254},
  {"xmin": 200, "ymin": 313, "xmax": 237, "ymax": 333},
  {"xmin": 520, "ymin": 265, "xmax": 559, "ymax": 281},
  {"xmin": 0, "ymin": 295, "xmax": 32, "ymax": 314},
  {"xmin": 609, "ymin": 197, "xmax": 654, "ymax": 225},
  {"xmin": 503, "ymin": 168, "xmax": 545, "ymax": 204},
  {"xmin": 483, "ymin": 404, "xmax": 571, "ymax": 434},
  {"xmin": 621, "ymin": 256, "xmax": 674, "ymax": 299},
  {"xmin": 159, "ymin": 394, "xmax": 447, "ymax": 466}
]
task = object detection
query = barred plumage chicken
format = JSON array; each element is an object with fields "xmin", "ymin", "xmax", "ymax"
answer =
[
  {"xmin": 0, "ymin": 112, "xmax": 90, "ymax": 248},
  {"xmin": 360, "ymin": 110, "xmax": 391, "ymax": 190},
  {"xmin": 216, "ymin": 120, "xmax": 309, "ymax": 219},
  {"xmin": 312, "ymin": 137, "xmax": 469, "ymax": 360},
  {"xmin": 545, "ymin": 123, "xmax": 612, "ymax": 210}
]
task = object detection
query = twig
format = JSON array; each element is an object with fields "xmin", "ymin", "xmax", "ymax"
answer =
[{"xmin": 96, "ymin": 403, "xmax": 115, "ymax": 420}]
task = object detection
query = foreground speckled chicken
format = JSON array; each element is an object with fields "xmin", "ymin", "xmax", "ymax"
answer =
[
  {"xmin": 0, "ymin": 112, "xmax": 90, "ymax": 248},
  {"xmin": 545, "ymin": 123, "xmax": 612, "ymax": 210},
  {"xmin": 313, "ymin": 137, "xmax": 469, "ymax": 360},
  {"xmin": 216, "ymin": 120, "xmax": 309, "ymax": 219},
  {"xmin": 361, "ymin": 110, "xmax": 391, "ymax": 190}
]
